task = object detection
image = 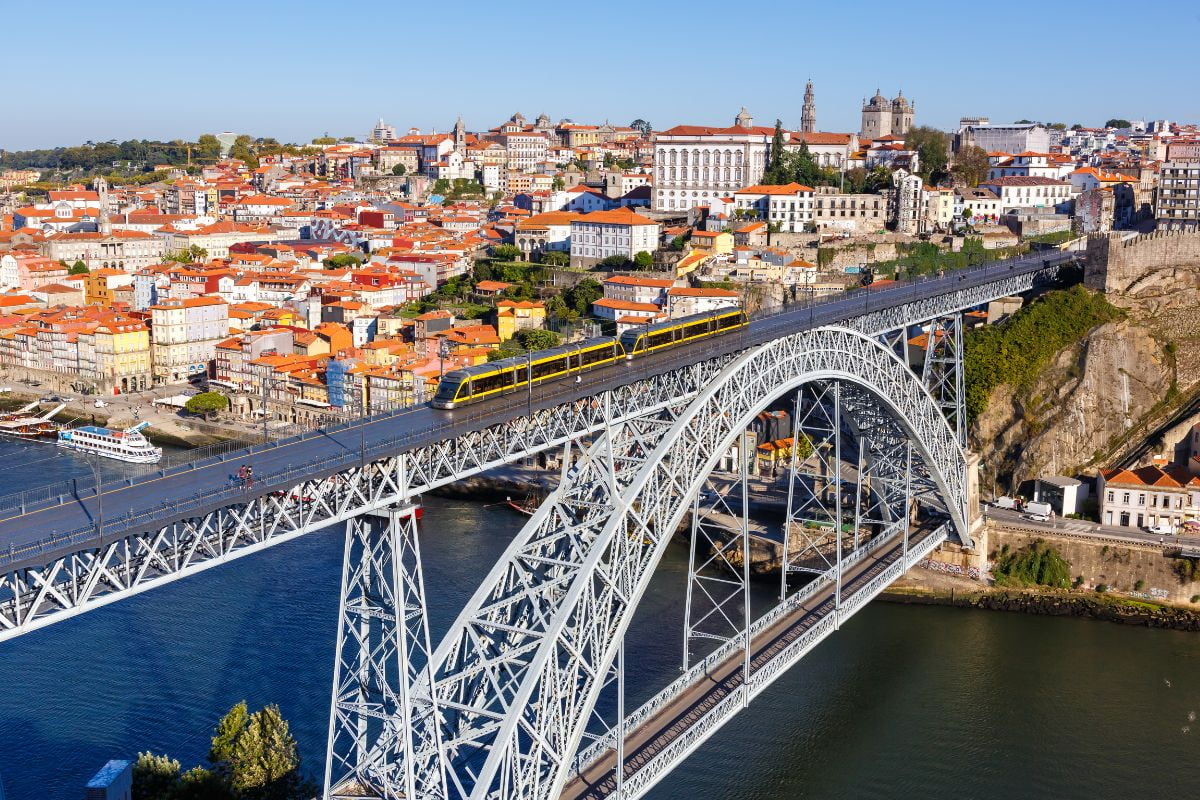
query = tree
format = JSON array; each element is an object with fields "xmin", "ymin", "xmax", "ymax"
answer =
[
  {"xmin": 952, "ymin": 145, "xmax": 990, "ymax": 187},
  {"xmin": 633, "ymin": 250, "xmax": 654, "ymax": 269},
  {"xmin": 598, "ymin": 254, "xmax": 631, "ymax": 269},
  {"xmin": 227, "ymin": 705, "xmax": 307, "ymax": 800},
  {"xmin": 174, "ymin": 767, "xmax": 233, "ymax": 800},
  {"xmin": 68, "ymin": 260, "xmax": 89, "ymax": 275},
  {"xmin": 490, "ymin": 243, "xmax": 521, "ymax": 261},
  {"xmin": 1104, "ymin": 118, "xmax": 1132, "ymax": 130},
  {"xmin": 551, "ymin": 176, "xmax": 564, "ymax": 191},
  {"xmin": 764, "ymin": 119, "xmax": 788, "ymax": 184},
  {"xmin": 209, "ymin": 701, "xmax": 249, "ymax": 766},
  {"xmin": 164, "ymin": 245, "xmax": 207, "ymax": 264},
  {"xmin": 133, "ymin": 752, "xmax": 182, "ymax": 800},
  {"xmin": 339, "ymin": 136, "xmax": 357, "ymax": 143},
  {"xmin": 544, "ymin": 293, "xmax": 568, "ymax": 319},
  {"xmin": 629, "ymin": 119, "xmax": 652, "ymax": 137},
  {"xmin": 228, "ymin": 135, "xmax": 258, "ymax": 168},
  {"xmin": 905, "ymin": 125, "xmax": 950, "ymax": 183},
  {"xmin": 790, "ymin": 141, "xmax": 821, "ymax": 187},
  {"xmin": 565, "ymin": 278, "xmax": 602, "ymax": 315},
  {"xmin": 516, "ymin": 328, "xmax": 561, "ymax": 351},
  {"xmin": 322, "ymin": 253, "xmax": 362, "ymax": 269},
  {"xmin": 391, "ymin": 164, "xmax": 406, "ymax": 176},
  {"xmin": 196, "ymin": 134, "xmax": 223, "ymax": 160},
  {"xmin": 185, "ymin": 392, "xmax": 229, "ymax": 420},
  {"xmin": 311, "ymin": 136, "xmax": 336, "ymax": 145},
  {"xmin": 668, "ymin": 235, "xmax": 687, "ymax": 251},
  {"xmin": 539, "ymin": 250, "xmax": 569, "ymax": 267},
  {"xmin": 1013, "ymin": 119, "xmax": 1035, "ymax": 124}
]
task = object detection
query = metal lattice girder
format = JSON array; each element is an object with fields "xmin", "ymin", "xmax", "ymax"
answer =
[
  {"xmin": 325, "ymin": 501, "xmax": 446, "ymax": 800},
  {"xmin": 413, "ymin": 327, "xmax": 965, "ymax": 800},
  {"xmin": 919, "ymin": 313, "xmax": 966, "ymax": 447},
  {"xmin": 0, "ymin": 364, "xmax": 729, "ymax": 642},
  {"xmin": 683, "ymin": 449, "xmax": 752, "ymax": 667}
]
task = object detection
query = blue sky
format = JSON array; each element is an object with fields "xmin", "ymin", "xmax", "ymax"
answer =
[{"xmin": 5, "ymin": 0, "xmax": 1198, "ymax": 151}]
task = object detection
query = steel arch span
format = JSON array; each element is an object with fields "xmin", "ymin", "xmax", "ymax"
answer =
[{"xmin": 392, "ymin": 326, "xmax": 965, "ymax": 800}]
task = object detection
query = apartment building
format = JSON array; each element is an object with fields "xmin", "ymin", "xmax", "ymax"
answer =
[
  {"xmin": 149, "ymin": 296, "xmax": 230, "ymax": 382},
  {"xmin": 1156, "ymin": 160, "xmax": 1200, "ymax": 232}
]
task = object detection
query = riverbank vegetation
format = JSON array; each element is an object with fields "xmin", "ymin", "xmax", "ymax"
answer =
[
  {"xmin": 964, "ymin": 285, "xmax": 1124, "ymax": 420},
  {"xmin": 132, "ymin": 701, "xmax": 313, "ymax": 800},
  {"xmin": 991, "ymin": 540, "xmax": 1073, "ymax": 589}
]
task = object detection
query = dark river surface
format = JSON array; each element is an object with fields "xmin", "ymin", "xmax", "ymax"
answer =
[{"xmin": 0, "ymin": 441, "xmax": 1197, "ymax": 798}]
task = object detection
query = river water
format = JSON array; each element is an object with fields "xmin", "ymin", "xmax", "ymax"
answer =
[{"xmin": 0, "ymin": 443, "xmax": 1198, "ymax": 798}]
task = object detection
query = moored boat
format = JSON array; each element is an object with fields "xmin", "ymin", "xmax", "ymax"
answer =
[
  {"xmin": 0, "ymin": 404, "xmax": 64, "ymax": 440},
  {"xmin": 57, "ymin": 420, "xmax": 162, "ymax": 463}
]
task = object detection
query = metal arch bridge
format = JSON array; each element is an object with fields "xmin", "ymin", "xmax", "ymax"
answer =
[{"xmin": 0, "ymin": 250, "xmax": 1072, "ymax": 798}]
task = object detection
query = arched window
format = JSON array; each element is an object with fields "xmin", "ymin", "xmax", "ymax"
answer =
[
  {"xmin": 692, "ymin": 167, "xmax": 699, "ymax": 181},
  {"xmin": 680, "ymin": 150, "xmax": 688, "ymax": 166},
  {"xmin": 703, "ymin": 151, "xmax": 710, "ymax": 166}
]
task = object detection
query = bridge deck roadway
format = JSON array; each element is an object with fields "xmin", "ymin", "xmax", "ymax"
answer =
[
  {"xmin": 0, "ymin": 251, "xmax": 1068, "ymax": 567},
  {"xmin": 561, "ymin": 525, "xmax": 929, "ymax": 800}
]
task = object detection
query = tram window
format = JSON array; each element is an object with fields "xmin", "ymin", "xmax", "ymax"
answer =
[
  {"xmin": 717, "ymin": 313, "xmax": 742, "ymax": 329},
  {"xmin": 470, "ymin": 370, "xmax": 510, "ymax": 395},
  {"xmin": 582, "ymin": 345, "xmax": 612, "ymax": 366},
  {"xmin": 646, "ymin": 329, "xmax": 674, "ymax": 349},
  {"xmin": 531, "ymin": 355, "xmax": 567, "ymax": 380},
  {"xmin": 434, "ymin": 380, "xmax": 462, "ymax": 401}
]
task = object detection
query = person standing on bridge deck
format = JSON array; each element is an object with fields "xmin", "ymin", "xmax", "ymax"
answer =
[{"xmin": 245, "ymin": 466, "xmax": 254, "ymax": 489}]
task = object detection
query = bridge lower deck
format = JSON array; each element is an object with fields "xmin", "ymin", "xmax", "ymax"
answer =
[{"xmin": 561, "ymin": 525, "xmax": 932, "ymax": 799}]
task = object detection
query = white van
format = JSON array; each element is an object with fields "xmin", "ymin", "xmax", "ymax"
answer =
[
  {"xmin": 1148, "ymin": 522, "xmax": 1175, "ymax": 536},
  {"xmin": 1024, "ymin": 501, "xmax": 1052, "ymax": 522}
]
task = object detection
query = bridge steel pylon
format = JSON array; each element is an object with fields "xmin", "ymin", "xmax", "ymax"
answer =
[
  {"xmin": 325, "ymin": 500, "xmax": 446, "ymax": 800},
  {"xmin": 348, "ymin": 326, "xmax": 968, "ymax": 800}
]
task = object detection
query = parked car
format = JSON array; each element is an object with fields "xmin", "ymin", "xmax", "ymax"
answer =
[
  {"xmin": 94, "ymin": 399, "xmax": 109, "ymax": 408},
  {"xmin": 1147, "ymin": 522, "xmax": 1175, "ymax": 536},
  {"xmin": 1023, "ymin": 501, "xmax": 1053, "ymax": 523}
]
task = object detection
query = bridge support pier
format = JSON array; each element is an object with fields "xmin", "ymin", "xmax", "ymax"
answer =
[{"xmin": 324, "ymin": 501, "xmax": 444, "ymax": 800}]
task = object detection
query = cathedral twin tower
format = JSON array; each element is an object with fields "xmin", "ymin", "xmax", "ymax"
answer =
[{"xmin": 797, "ymin": 81, "xmax": 914, "ymax": 138}]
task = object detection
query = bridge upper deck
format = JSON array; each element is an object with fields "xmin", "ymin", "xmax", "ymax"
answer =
[{"xmin": 0, "ymin": 251, "xmax": 1069, "ymax": 567}]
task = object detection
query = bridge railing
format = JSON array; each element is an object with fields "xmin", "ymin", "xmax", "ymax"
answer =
[{"xmin": 572, "ymin": 523, "xmax": 902, "ymax": 773}]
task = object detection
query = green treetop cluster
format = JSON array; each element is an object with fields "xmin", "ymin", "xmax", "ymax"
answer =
[{"xmin": 132, "ymin": 701, "xmax": 313, "ymax": 800}]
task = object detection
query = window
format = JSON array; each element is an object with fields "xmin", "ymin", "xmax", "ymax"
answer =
[
  {"xmin": 1107, "ymin": 490, "xmax": 1114, "ymax": 502},
  {"xmin": 1138, "ymin": 493, "xmax": 1145, "ymax": 506},
  {"xmin": 1123, "ymin": 492, "xmax": 1130, "ymax": 504}
]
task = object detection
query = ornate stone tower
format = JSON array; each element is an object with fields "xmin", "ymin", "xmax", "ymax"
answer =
[
  {"xmin": 861, "ymin": 89, "xmax": 891, "ymax": 139},
  {"xmin": 735, "ymin": 107, "xmax": 754, "ymax": 129},
  {"xmin": 453, "ymin": 116, "xmax": 466, "ymax": 150},
  {"xmin": 891, "ymin": 91, "xmax": 914, "ymax": 136},
  {"xmin": 801, "ymin": 80, "xmax": 816, "ymax": 133}
]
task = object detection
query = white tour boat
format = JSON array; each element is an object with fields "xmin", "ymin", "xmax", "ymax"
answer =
[{"xmin": 57, "ymin": 420, "xmax": 163, "ymax": 463}]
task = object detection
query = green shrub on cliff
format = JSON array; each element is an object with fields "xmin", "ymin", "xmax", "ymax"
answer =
[
  {"xmin": 964, "ymin": 285, "xmax": 1124, "ymax": 421},
  {"xmin": 991, "ymin": 539, "xmax": 1072, "ymax": 589}
]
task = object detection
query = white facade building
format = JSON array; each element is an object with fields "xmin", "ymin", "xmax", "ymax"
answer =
[
  {"xmin": 652, "ymin": 109, "xmax": 774, "ymax": 212},
  {"xmin": 569, "ymin": 208, "xmax": 661, "ymax": 267},
  {"xmin": 733, "ymin": 183, "xmax": 815, "ymax": 232}
]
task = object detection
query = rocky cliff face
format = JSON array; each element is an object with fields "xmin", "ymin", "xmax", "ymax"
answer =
[
  {"xmin": 973, "ymin": 232, "xmax": 1200, "ymax": 488},
  {"xmin": 972, "ymin": 319, "xmax": 1172, "ymax": 489}
]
